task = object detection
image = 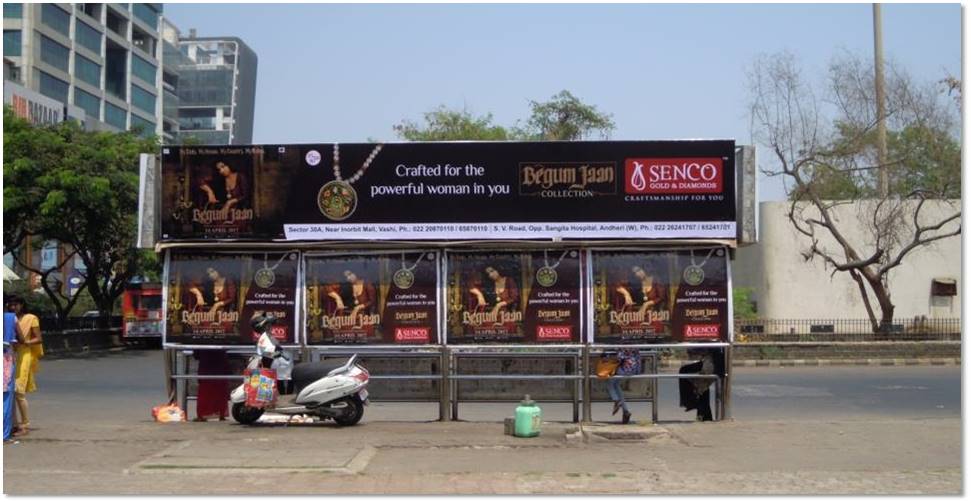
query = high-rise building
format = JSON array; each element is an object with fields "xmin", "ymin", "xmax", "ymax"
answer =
[
  {"xmin": 2, "ymin": 3, "xmax": 167, "ymax": 137},
  {"xmin": 176, "ymin": 31, "xmax": 257, "ymax": 144},
  {"xmin": 159, "ymin": 18, "xmax": 184, "ymax": 143}
]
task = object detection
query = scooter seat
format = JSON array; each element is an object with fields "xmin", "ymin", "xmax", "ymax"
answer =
[{"xmin": 292, "ymin": 360, "xmax": 348, "ymax": 393}]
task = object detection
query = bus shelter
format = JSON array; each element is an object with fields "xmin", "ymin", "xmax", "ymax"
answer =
[{"xmin": 139, "ymin": 140, "xmax": 756, "ymax": 422}]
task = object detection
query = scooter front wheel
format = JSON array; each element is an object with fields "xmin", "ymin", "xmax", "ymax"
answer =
[
  {"xmin": 332, "ymin": 397, "xmax": 364, "ymax": 426},
  {"xmin": 231, "ymin": 402, "xmax": 265, "ymax": 425}
]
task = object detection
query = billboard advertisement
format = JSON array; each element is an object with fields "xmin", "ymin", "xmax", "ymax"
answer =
[
  {"xmin": 160, "ymin": 141, "xmax": 736, "ymax": 242},
  {"xmin": 164, "ymin": 251, "xmax": 299, "ymax": 346},
  {"xmin": 591, "ymin": 248, "xmax": 729, "ymax": 344},
  {"xmin": 446, "ymin": 250, "xmax": 583, "ymax": 344},
  {"xmin": 304, "ymin": 252, "xmax": 439, "ymax": 345}
]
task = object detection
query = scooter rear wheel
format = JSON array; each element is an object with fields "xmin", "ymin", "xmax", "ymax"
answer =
[
  {"xmin": 332, "ymin": 397, "xmax": 364, "ymax": 426},
  {"xmin": 232, "ymin": 403, "xmax": 265, "ymax": 425}
]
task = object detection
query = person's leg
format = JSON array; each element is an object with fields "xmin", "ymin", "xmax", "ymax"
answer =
[
  {"xmin": 606, "ymin": 379, "xmax": 622, "ymax": 415},
  {"xmin": 613, "ymin": 380, "xmax": 630, "ymax": 413},
  {"xmin": 14, "ymin": 392, "xmax": 27, "ymax": 430},
  {"xmin": 679, "ymin": 361, "xmax": 703, "ymax": 411},
  {"xmin": 3, "ymin": 391, "xmax": 13, "ymax": 440},
  {"xmin": 14, "ymin": 351, "xmax": 34, "ymax": 430},
  {"xmin": 697, "ymin": 388, "xmax": 713, "ymax": 421},
  {"xmin": 606, "ymin": 379, "xmax": 620, "ymax": 402}
]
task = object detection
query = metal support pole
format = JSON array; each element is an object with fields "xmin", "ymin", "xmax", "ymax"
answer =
[
  {"xmin": 723, "ymin": 345, "xmax": 733, "ymax": 420},
  {"xmin": 176, "ymin": 350, "xmax": 188, "ymax": 412},
  {"xmin": 714, "ymin": 378, "xmax": 723, "ymax": 421},
  {"xmin": 582, "ymin": 345, "xmax": 592, "ymax": 423},
  {"xmin": 164, "ymin": 348, "xmax": 176, "ymax": 404},
  {"xmin": 450, "ymin": 351, "xmax": 459, "ymax": 421},
  {"xmin": 650, "ymin": 353, "xmax": 658, "ymax": 423},
  {"xmin": 439, "ymin": 346, "xmax": 449, "ymax": 422},
  {"xmin": 873, "ymin": 3, "xmax": 889, "ymax": 198},
  {"xmin": 572, "ymin": 351, "xmax": 580, "ymax": 423}
]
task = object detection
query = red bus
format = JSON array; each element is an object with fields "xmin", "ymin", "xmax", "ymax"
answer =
[{"xmin": 121, "ymin": 282, "xmax": 163, "ymax": 344}]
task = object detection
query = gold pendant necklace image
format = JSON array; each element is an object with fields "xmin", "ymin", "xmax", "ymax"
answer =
[
  {"xmin": 536, "ymin": 249, "xmax": 571, "ymax": 287},
  {"xmin": 317, "ymin": 143, "xmax": 383, "ymax": 221}
]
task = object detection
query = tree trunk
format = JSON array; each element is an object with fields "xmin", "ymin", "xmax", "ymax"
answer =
[
  {"xmin": 92, "ymin": 293, "xmax": 121, "ymax": 346},
  {"xmin": 866, "ymin": 275, "xmax": 896, "ymax": 333},
  {"xmin": 849, "ymin": 270, "xmax": 879, "ymax": 333}
]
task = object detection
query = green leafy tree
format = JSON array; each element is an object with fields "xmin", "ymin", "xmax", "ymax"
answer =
[
  {"xmin": 394, "ymin": 90, "xmax": 615, "ymax": 142},
  {"xmin": 3, "ymin": 106, "xmax": 159, "ymax": 328},
  {"xmin": 792, "ymin": 122, "xmax": 961, "ymax": 200},
  {"xmin": 513, "ymin": 90, "xmax": 615, "ymax": 141},
  {"xmin": 394, "ymin": 107, "xmax": 510, "ymax": 141}
]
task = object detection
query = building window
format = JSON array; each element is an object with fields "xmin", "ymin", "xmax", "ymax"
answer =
[
  {"xmin": 104, "ymin": 102, "xmax": 127, "ymax": 129},
  {"xmin": 178, "ymin": 108, "xmax": 217, "ymax": 131},
  {"xmin": 105, "ymin": 41, "xmax": 127, "ymax": 99},
  {"xmin": 74, "ymin": 54, "xmax": 101, "ymax": 87},
  {"xmin": 41, "ymin": 4, "xmax": 71, "ymax": 37},
  {"xmin": 131, "ymin": 3, "xmax": 159, "ymax": 29},
  {"xmin": 38, "ymin": 71, "xmax": 69, "ymax": 103},
  {"xmin": 74, "ymin": 88, "xmax": 101, "ymax": 119},
  {"xmin": 105, "ymin": 7, "xmax": 127, "ymax": 37},
  {"xmin": 3, "ymin": 4, "xmax": 22, "ymax": 19},
  {"xmin": 39, "ymin": 35, "xmax": 70, "ymax": 72},
  {"xmin": 131, "ymin": 54, "xmax": 156, "ymax": 84},
  {"xmin": 78, "ymin": 4, "xmax": 101, "ymax": 20},
  {"xmin": 4, "ymin": 60, "xmax": 21, "ymax": 82},
  {"xmin": 131, "ymin": 26, "xmax": 156, "ymax": 56},
  {"xmin": 177, "ymin": 68, "xmax": 234, "ymax": 106},
  {"xmin": 131, "ymin": 84, "xmax": 156, "ymax": 114},
  {"xmin": 75, "ymin": 19, "xmax": 102, "ymax": 54},
  {"xmin": 130, "ymin": 113, "xmax": 155, "ymax": 137},
  {"xmin": 3, "ymin": 30, "xmax": 21, "ymax": 57}
]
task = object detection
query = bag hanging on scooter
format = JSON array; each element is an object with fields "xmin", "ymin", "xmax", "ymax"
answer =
[{"xmin": 245, "ymin": 368, "xmax": 278, "ymax": 408}]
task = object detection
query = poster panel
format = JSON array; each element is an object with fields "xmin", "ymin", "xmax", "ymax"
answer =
[
  {"xmin": 446, "ymin": 250, "xmax": 582, "ymax": 344},
  {"xmin": 160, "ymin": 141, "xmax": 737, "ymax": 241},
  {"xmin": 164, "ymin": 251, "xmax": 299, "ymax": 346},
  {"xmin": 591, "ymin": 247, "xmax": 729, "ymax": 344},
  {"xmin": 304, "ymin": 252, "xmax": 439, "ymax": 345}
]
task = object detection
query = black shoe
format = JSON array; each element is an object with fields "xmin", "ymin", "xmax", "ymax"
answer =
[
  {"xmin": 612, "ymin": 401, "xmax": 621, "ymax": 416},
  {"xmin": 622, "ymin": 410, "xmax": 631, "ymax": 424}
]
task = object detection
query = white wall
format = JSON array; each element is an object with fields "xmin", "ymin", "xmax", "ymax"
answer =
[{"xmin": 734, "ymin": 200, "xmax": 961, "ymax": 320}]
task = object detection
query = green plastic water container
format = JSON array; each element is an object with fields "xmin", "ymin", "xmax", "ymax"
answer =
[{"xmin": 514, "ymin": 394, "xmax": 542, "ymax": 438}]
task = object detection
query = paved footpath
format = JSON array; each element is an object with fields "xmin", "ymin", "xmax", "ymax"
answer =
[{"xmin": 3, "ymin": 415, "xmax": 960, "ymax": 495}]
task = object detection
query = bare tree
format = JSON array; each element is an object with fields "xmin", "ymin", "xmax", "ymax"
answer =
[{"xmin": 747, "ymin": 52, "xmax": 961, "ymax": 332}]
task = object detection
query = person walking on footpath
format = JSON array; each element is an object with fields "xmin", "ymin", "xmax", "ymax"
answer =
[
  {"xmin": 3, "ymin": 297, "xmax": 22, "ymax": 441},
  {"xmin": 9, "ymin": 296, "xmax": 42, "ymax": 435},
  {"xmin": 678, "ymin": 348, "xmax": 724, "ymax": 422},
  {"xmin": 598, "ymin": 348, "xmax": 642, "ymax": 424}
]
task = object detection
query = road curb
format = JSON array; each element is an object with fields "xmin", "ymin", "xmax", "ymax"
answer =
[
  {"xmin": 659, "ymin": 358, "xmax": 960, "ymax": 368},
  {"xmin": 42, "ymin": 345, "xmax": 128, "ymax": 360}
]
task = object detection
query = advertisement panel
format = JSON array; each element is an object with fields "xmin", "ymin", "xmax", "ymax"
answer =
[
  {"xmin": 304, "ymin": 252, "xmax": 439, "ymax": 345},
  {"xmin": 591, "ymin": 248, "xmax": 729, "ymax": 344},
  {"xmin": 446, "ymin": 250, "xmax": 582, "ymax": 344},
  {"xmin": 160, "ymin": 141, "xmax": 736, "ymax": 242},
  {"xmin": 164, "ymin": 251, "xmax": 299, "ymax": 346}
]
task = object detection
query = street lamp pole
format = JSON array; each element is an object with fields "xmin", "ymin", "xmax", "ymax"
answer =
[{"xmin": 873, "ymin": 3, "xmax": 889, "ymax": 198}]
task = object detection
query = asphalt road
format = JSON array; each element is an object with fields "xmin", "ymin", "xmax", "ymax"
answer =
[{"xmin": 22, "ymin": 349, "xmax": 961, "ymax": 427}]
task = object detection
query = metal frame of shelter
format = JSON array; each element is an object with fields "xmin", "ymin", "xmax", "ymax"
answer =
[
  {"xmin": 146, "ymin": 144, "xmax": 757, "ymax": 424},
  {"xmin": 164, "ymin": 244, "xmax": 734, "ymax": 423}
]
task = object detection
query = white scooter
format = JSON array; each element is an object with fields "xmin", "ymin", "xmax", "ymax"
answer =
[{"xmin": 230, "ymin": 314, "xmax": 370, "ymax": 426}]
